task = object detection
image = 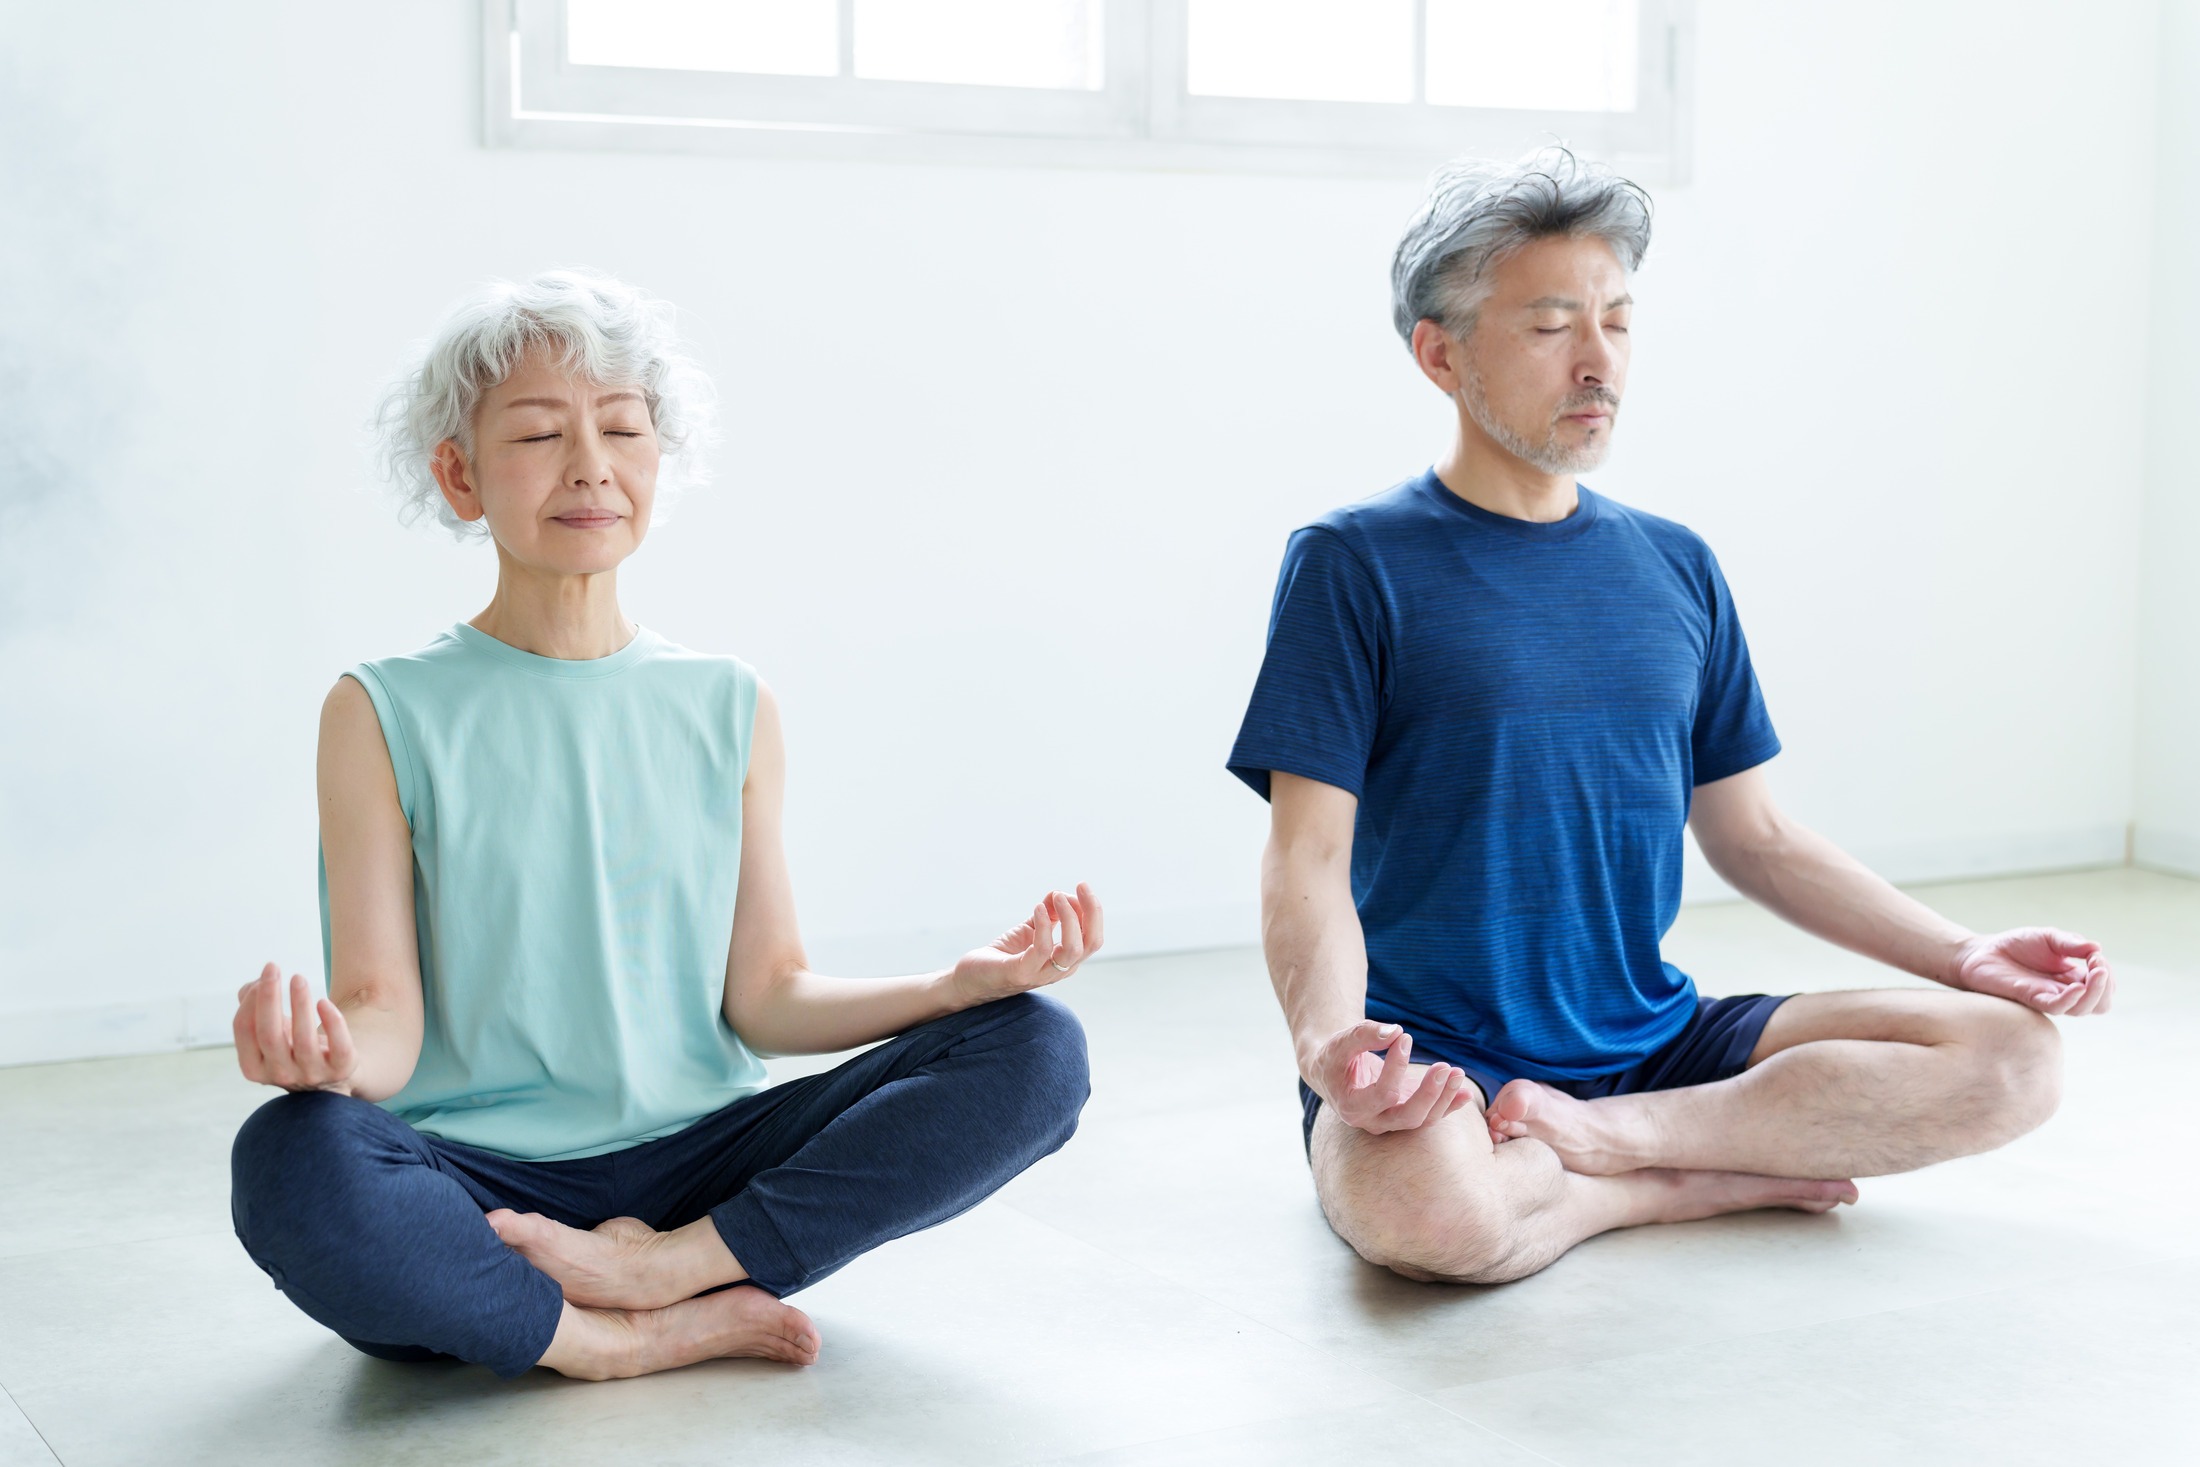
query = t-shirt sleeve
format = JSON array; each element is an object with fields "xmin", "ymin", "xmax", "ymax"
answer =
[
  {"xmin": 1227, "ymin": 527, "xmax": 1388, "ymax": 801},
  {"xmin": 1691, "ymin": 554, "xmax": 1782, "ymax": 786}
]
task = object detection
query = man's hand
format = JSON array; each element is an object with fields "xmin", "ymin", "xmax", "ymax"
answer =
[
  {"xmin": 233, "ymin": 963, "xmax": 358, "ymax": 1093},
  {"xmin": 1313, "ymin": 1020, "xmax": 1477, "ymax": 1134},
  {"xmin": 947, "ymin": 884, "xmax": 1105, "ymax": 1008},
  {"xmin": 1949, "ymin": 928, "xmax": 2114, "ymax": 1016}
]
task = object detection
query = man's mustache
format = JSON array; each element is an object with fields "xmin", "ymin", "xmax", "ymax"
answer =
[{"xmin": 1557, "ymin": 388, "xmax": 1622, "ymax": 415}]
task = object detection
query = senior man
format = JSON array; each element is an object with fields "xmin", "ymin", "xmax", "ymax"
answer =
[{"xmin": 1228, "ymin": 148, "xmax": 2113, "ymax": 1284}]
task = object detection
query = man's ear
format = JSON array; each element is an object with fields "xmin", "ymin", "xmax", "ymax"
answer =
[
  {"xmin": 429, "ymin": 440, "xmax": 486, "ymax": 524},
  {"xmin": 1411, "ymin": 318, "xmax": 1466, "ymax": 396}
]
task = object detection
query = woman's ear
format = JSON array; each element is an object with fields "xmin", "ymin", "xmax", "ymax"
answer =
[{"xmin": 429, "ymin": 439, "xmax": 486, "ymax": 524}]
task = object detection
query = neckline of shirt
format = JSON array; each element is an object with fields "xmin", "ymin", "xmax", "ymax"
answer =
[
  {"xmin": 449, "ymin": 621, "xmax": 661, "ymax": 679},
  {"xmin": 1416, "ymin": 468, "xmax": 1603, "ymax": 541}
]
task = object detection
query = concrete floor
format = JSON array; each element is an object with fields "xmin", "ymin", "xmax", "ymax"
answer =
[{"xmin": 2, "ymin": 868, "xmax": 2196, "ymax": 1466}]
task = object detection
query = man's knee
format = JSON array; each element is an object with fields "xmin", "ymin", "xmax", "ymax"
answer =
[
  {"xmin": 1967, "ymin": 1000, "xmax": 2063, "ymax": 1142},
  {"xmin": 1343, "ymin": 1189, "xmax": 1526, "ymax": 1285}
]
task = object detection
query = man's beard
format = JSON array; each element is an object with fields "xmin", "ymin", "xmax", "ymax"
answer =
[{"xmin": 1460, "ymin": 362, "xmax": 1621, "ymax": 475}]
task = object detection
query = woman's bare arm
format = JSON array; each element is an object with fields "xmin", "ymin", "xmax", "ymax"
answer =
[
  {"xmin": 722, "ymin": 683, "xmax": 1101, "ymax": 1056},
  {"xmin": 232, "ymin": 677, "xmax": 425, "ymax": 1100}
]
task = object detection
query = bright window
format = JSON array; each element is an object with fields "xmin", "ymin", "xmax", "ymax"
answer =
[
  {"xmin": 853, "ymin": 0, "xmax": 1105, "ymax": 90},
  {"xmin": 566, "ymin": 1, "xmax": 839, "ymax": 77},
  {"xmin": 1186, "ymin": 1, "xmax": 1417, "ymax": 105},
  {"xmin": 491, "ymin": 0, "xmax": 1692, "ymax": 178}
]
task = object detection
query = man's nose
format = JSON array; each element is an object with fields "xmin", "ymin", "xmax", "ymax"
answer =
[{"xmin": 1581, "ymin": 327, "xmax": 1622, "ymax": 383}]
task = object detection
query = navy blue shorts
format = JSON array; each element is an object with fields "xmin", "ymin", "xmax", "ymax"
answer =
[{"xmin": 1298, "ymin": 992, "xmax": 1788, "ymax": 1154}]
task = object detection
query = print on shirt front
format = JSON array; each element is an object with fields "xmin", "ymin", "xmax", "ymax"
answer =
[{"xmin": 1228, "ymin": 471, "xmax": 1781, "ymax": 1082}]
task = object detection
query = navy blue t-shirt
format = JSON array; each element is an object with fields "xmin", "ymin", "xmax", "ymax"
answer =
[{"xmin": 1228, "ymin": 471, "xmax": 1781, "ymax": 1081}]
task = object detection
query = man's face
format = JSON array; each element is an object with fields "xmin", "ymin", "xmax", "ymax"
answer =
[{"xmin": 1448, "ymin": 234, "xmax": 1632, "ymax": 476}]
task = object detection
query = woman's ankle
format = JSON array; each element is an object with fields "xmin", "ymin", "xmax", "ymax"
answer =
[{"xmin": 653, "ymin": 1216, "xmax": 748, "ymax": 1299}]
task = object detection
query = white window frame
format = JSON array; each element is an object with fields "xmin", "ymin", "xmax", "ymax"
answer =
[{"xmin": 485, "ymin": 0, "xmax": 1695, "ymax": 181}]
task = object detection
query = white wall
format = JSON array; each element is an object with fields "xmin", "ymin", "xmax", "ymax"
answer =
[
  {"xmin": 2136, "ymin": 0, "xmax": 2200, "ymax": 876},
  {"xmin": 0, "ymin": 1, "xmax": 2166, "ymax": 1062}
]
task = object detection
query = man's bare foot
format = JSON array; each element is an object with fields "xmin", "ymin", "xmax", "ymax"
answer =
[
  {"xmin": 1486, "ymin": 1079, "xmax": 1657, "ymax": 1174},
  {"xmin": 1628, "ymin": 1161, "xmax": 1848, "ymax": 1222},
  {"xmin": 487, "ymin": 1211, "xmax": 743, "ymax": 1310},
  {"xmin": 540, "ymin": 1286, "xmax": 822, "ymax": 1381},
  {"xmin": 1622, "ymin": 1166, "xmax": 1858, "ymax": 1224}
]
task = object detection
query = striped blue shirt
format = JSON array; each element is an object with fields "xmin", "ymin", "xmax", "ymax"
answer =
[{"xmin": 1228, "ymin": 471, "xmax": 1780, "ymax": 1081}]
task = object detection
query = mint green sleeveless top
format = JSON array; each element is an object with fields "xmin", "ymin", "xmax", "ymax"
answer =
[{"xmin": 322, "ymin": 623, "xmax": 769, "ymax": 1161}]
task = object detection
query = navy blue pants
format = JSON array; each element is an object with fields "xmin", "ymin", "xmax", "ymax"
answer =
[{"xmin": 232, "ymin": 994, "xmax": 1088, "ymax": 1378}]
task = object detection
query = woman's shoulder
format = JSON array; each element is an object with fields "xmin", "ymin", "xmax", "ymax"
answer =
[
  {"xmin": 632, "ymin": 634, "xmax": 766, "ymax": 736},
  {"xmin": 635, "ymin": 632, "xmax": 761, "ymax": 688},
  {"xmin": 347, "ymin": 626, "xmax": 471, "ymax": 681}
]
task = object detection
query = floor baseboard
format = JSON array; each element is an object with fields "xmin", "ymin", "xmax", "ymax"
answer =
[{"xmin": 2133, "ymin": 823, "xmax": 2200, "ymax": 878}]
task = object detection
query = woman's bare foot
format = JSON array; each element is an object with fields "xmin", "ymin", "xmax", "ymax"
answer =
[
  {"xmin": 1619, "ymin": 1166, "xmax": 1859, "ymax": 1223},
  {"xmin": 539, "ymin": 1287, "xmax": 822, "ymax": 1380},
  {"xmin": 486, "ymin": 1211, "xmax": 743, "ymax": 1310},
  {"xmin": 1486, "ymin": 1079, "xmax": 1656, "ymax": 1174}
]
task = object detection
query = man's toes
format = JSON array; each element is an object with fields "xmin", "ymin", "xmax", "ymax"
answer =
[
  {"xmin": 1486, "ymin": 1081, "xmax": 1544, "ymax": 1140},
  {"xmin": 1791, "ymin": 1179, "xmax": 1857, "ymax": 1212}
]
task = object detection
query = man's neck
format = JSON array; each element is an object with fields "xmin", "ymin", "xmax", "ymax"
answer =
[{"xmin": 1432, "ymin": 431, "xmax": 1580, "ymax": 524}]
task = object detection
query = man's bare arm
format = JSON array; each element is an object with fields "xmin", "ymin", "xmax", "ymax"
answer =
[
  {"xmin": 1263, "ymin": 772, "xmax": 1474, "ymax": 1129},
  {"xmin": 1689, "ymin": 765, "xmax": 2112, "ymax": 1016}
]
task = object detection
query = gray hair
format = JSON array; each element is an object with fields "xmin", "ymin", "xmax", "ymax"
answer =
[
  {"xmin": 372, "ymin": 269, "xmax": 717, "ymax": 538},
  {"xmin": 1390, "ymin": 146, "xmax": 1653, "ymax": 344}
]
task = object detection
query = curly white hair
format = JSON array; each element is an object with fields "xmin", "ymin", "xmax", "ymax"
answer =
[{"xmin": 372, "ymin": 269, "xmax": 718, "ymax": 538}]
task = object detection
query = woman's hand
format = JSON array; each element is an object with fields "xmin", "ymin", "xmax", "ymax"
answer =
[
  {"xmin": 948, "ymin": 884, "xmax": 1105, "ymax": 1008},
  {"xmin": 233, "ymin": 963, "xmax": 359, "ymax": 1093}
]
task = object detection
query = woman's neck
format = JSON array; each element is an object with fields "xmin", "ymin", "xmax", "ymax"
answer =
[{"xmin": 469, "ymin": 552, "xmax": 633, "ymax": 661}]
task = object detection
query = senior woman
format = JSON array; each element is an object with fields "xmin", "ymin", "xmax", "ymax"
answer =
[{"xmin": 227, "ymin": 270, "xmax": 1097, "ymax": 1382}]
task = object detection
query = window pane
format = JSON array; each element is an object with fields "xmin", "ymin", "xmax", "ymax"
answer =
[
  {"xmin": 1425, "ymin": 0, "xmax": 1640, "ymax": 112},
  {"xmin": 1187, "ymin": 0, "xmax": 1413, "ymax": 104},
  {"xmin": 566, "ymin": 0, "xmax": 838, "ymax": 77},
  {"xmin": 855, "ymin": 0, "xmax": 1104, "ymax": 90}
]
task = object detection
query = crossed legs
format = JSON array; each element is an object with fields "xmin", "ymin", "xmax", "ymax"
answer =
[
  {"xmin": 1315, "ymin": 989, "xmax": 2062, "ymax": 1284},
  {"xmin": 231, "ymin": 995, "xmax": 1089, "ymax": 1379}
]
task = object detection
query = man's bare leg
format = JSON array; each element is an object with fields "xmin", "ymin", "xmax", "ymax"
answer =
[
  {"xmin": 1311, "ymin": 1081, "xmax": 1856, "ymax": 1285},
  {"xmin": 1486, "ymin": 989, "xmax": 2061, "ymax": 1179}
]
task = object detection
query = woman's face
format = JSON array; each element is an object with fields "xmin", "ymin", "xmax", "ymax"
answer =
[{"xmin": 432, "ymin": 346, "xmax": 661, "ymax": 575}]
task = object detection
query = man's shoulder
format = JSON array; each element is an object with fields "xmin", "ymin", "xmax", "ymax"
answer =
[
  {"xmin": 1293, "ymin": 474, "xmax": 1439, "ymax": 557},
  {"xmin": 1591, "ymin": 490, "xmax": 1721, "ymax": 567}
]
